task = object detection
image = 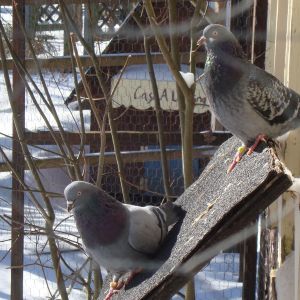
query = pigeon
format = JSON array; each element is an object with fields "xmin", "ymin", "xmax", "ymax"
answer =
[
  {"xmin": 197, "ymin": 24, "xmax": 300, "ymax": 172},
  {"xmin": 64, "ymin": 181, "xmax": 183, "ymax": 300}
]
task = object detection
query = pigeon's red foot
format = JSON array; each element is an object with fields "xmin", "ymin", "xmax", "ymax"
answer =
[
  {"xmin": 104, "ymin": 269, "xmax": 143, "ymax": 300},
  {"xmin": 247, "ymin": 134, "xmax": 268, "ymax": 156},
  {"xmin": 227, "ymin": 145, "xmax": 247, "ymax": 173},
  {"xmin": 227, "ymin": 134, "xmax": 269, "ymax": 173}
]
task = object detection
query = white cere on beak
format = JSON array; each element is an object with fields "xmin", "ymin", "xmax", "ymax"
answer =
[{"xmin": 67, "ymin": 201, "xmax": 74, "ymax": 212}]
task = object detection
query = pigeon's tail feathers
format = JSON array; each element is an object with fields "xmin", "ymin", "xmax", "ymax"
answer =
[{"xmin": 159, "ymin": 201, "xmax": 184, "ymax": 226}]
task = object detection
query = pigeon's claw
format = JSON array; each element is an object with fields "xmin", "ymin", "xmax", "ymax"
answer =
[
  {"xmin": 104, "ymin": 269, "xmax": 143, "ymax": 300},
  {"xmin": 227, "ymin": 145, "xmax": 247, "ymax": 173},
  {"xmin": 104, "ymin": 281, "xmax": 125, "ymax": 300},
  {"xmin": 110, "ymin": 280, "xmax": 125, "ymax": 290},
  {"xmin": 247, "ymin": 134, "xmax": 268, "ymax": 156},
  {"xmin": 104, "ymin": 288, "xmax": 119, "ymax": 300}
]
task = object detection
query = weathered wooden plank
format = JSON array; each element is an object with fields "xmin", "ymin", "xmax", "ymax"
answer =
[
  {"xmin": 21, "ymin": 130, "xmax": 231, "ymax": 146},
  {"xmin": 99, "ymin": 136, "xmax": 292, "ymax": 300},
  {"xmin": 0, "ymin": 52, "xmax": 205, "ymax": 70},
  {"xmin": 0, "ymin": 131, "xmax": 230, "ymax": 172},
  {"xmin": 0, "ymin": 146, "xmax": 217, "ymax": 172}
]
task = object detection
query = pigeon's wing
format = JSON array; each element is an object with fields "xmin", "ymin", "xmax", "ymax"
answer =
[
  {"xmin": 246, "ymin": 65, "xmax": 300, "ymax": 126},
  {"xmin": 247, "ymin": 69, "xmax": 300, "ymax": 124},
  {"xmin": 125, "ymin": 204, "xmax": 168, "ymax": 255}
]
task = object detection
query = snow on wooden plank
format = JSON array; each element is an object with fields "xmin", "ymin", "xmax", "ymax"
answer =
[{"xmin": 100, "ymin": 136, "xmax": 292, "ymax": 300}]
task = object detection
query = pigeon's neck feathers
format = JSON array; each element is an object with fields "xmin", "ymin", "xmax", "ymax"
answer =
[
  {"xmin": 208, "ymin": 39, "xmax": 245, "ymax": 60},
  {"xmin": 204, "ymin": 37, "xmax": 249, "ymax": 94},
  {"xmin": 205, "ymin": 49, "xmax": 245, "ymax": 92},
  {"xmin": 205, "ymin": 39, "xmax": 246, "ymax": 73}
]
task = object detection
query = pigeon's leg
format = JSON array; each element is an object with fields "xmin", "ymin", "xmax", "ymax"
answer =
[
  {"xmin": 123, "ymin": 268, "xmax": 143, "ymax": 286},
  {"xmin": 103, "ymin": 288, "xmax": 119, "ymax": 300},
  {"xmin": 227, "ymin": 145, "xmax": 247, "ymax": 173},
  {"xmin": 247, "ymin": 134, "xmax": 268, "ymax": 155}
]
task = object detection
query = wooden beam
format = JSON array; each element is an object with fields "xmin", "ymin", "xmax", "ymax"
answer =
[
  {"xmin": 0, "ymin": 52, "xmax": 205, "ymax": 70},
  {"xmin": 99, "ymin": 136, "xmax": 292, "ymax": 300},
  {"xmin": 0, "ymin": 146, "xmax": 217, "ymax": 172},
  {"xmin": 22, "ymin": 130, "xmax": 231, "ymax": 147}
]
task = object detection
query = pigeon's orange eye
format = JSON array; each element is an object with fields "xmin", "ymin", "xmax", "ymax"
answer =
[
  {"xmin": 212, "ymin": 31, "xmax": 218, "ymax": 36},
  {"xmin": 77, "ymin": 191, "xmax": 82, "ymax": 197}
]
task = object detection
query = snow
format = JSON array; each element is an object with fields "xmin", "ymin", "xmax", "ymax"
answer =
[
  {"xmin": 276, "ymin": 251, "xmax": 295, "ymax": 300},
  {"xmin": 0, "ymin": 70, "xmax": 91, "ymax": 163},
  {"xmin": 114, "ymin": 64, "xmax": 202, "ymax": 82},
  {"xmin": 179, "ymin": 71, "xmax": 195, "ymax": 88},
  {"xmin": 289, "ymin": 177, "xmax": 300, "ymax": 201},
  {"xmin": 0, "ymin": 68, "xmax": 91, "ymax": 299}
]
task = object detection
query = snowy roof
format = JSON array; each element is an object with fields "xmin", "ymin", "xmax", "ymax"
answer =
[{"xmin": 113, "ymin": 64, "xmax": 203, "ymax": 81}]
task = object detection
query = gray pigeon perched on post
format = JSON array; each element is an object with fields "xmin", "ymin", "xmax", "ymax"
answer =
[
  {"xmin": 197, "ymin": 24, "xmax": 300, "ymax": 172},
  {"xmin": 64, "ymin": 181, "xmax": 182, "ymax": 300}
]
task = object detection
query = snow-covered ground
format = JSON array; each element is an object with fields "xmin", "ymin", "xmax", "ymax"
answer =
[
  {"xmin": 0, "ymin": 67, "xmax": 91, "ymax": 299},
  {"xmin": 0, "ymin": 6, "xmax": 242, "ymax": 300}
]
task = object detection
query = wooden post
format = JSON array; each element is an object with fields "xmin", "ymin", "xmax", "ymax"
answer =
[
  {"xmin": 83, "ymin": 3, "xmax": 96, "ymax": 55},
  {"xmin": 242, "ymin": 220, "xmax": 258, "ymax": 300},
  {"xmin": 64, "ymin": 4, "xmax": 81, "ymax": 55},
  {"xmin": 11, "ymin": 1, "xmax": 25, "ymax": 300}
]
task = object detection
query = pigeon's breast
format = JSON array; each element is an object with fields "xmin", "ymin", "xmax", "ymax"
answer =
[
  {"xmin": 74, "ymin": 205, "xmax": 128, "ymax": 249},
  {"xmin": 89, "ymin": 235, "xmax": 148, "ymax": 274},
  {"xmin": 205, "ymin": 73, "xmax": 269, "ymax": 143}
]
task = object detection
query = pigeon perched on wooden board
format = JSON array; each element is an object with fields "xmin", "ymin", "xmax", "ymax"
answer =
[
  {"xmin": 64, "ymin": 181, "xmax": 183, "ymax": 300},
  {"xmin": 197, "ymin": 24, "xmax": 300, "ymax": 172}
]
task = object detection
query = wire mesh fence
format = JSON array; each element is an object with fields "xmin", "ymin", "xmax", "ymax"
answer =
[{"xmin": 0, "ymin": 1, "xmax": 261, "ymax": 299}]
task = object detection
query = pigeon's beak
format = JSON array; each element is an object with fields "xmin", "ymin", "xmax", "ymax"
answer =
[
  {"xmin": 197, "ymin": 36, "xmax": 206, "ymax": 47},
  {"xmin": 67, "ymin": 201, "xmax": 74, "ymax": 212}
]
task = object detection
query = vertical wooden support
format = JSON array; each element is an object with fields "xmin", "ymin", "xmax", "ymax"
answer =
[
  {"xmin": 25, "ymin": 4, "xmax": 38, "ymax": 39},
  {"xmin": 241, "ymin": 220, "xmax": 258, "ymax": 300},
  {"xmin": 264, "ymin": 0, "xmax": 277, "ymax": 74},
  {"xmin": 83, "ymin": 3, "xmax": 96, "ymax": 55},
  {"xmin": 11, "ymin": 1, "xmax": 25, "ymax": 300},
  {"xmin": 64, "ymin": 4, "xmax": 82, "ymax": 55}
]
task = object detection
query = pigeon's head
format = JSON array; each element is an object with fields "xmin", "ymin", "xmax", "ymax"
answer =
[
  {"xmin": 197, "ymin": 24, "xmax": 244, "ymax": 58},
  {"xmin": 64, "ymin": 181, "xmax": 98, "ymax": 212}
]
